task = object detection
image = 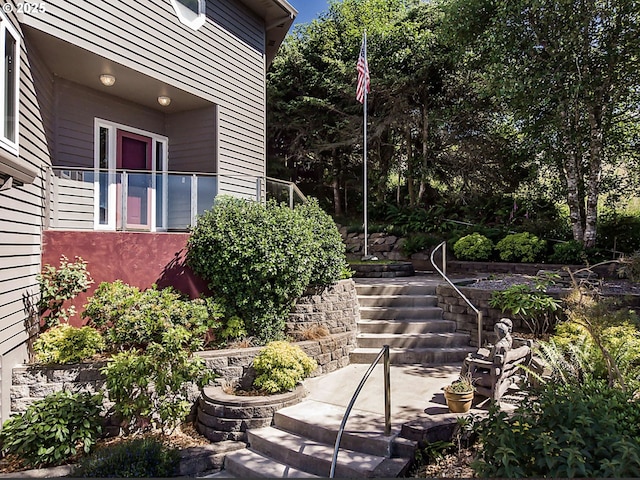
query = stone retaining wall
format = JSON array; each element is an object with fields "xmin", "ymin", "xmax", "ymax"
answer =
[
  {"xmin": 9, "ymin": 280, "xmax": 359, "ymax": 417},
  {"xmin": 436, "ymin": 285, "xmax": 566, "ymax": 348},
  {"xmin": 286, "ymin": 279, "xmax": 359, "ymax": 340},
  {"xmin": 341, "ymin": 230, "xmax": 407, "ymax": 261},
  {"xmin": 446, "ymin": 260, "xmax": 620, "ymax": 278}
]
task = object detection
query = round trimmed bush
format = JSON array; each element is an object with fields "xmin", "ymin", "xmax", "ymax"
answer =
[
  {"xmin": 295, "ymin": 198, "xmax": 347, "ymax": 286},
  {"xmin": 453, "ymin": 233, "xmax": 494, "ymax": 260},
  {"xmin": 187, "ymin": 196, "xmax": 345, "ymax": 343},
  {"xmin": 253, "ymin": 341, "xmax": 317, "ymax": 393},
  {"xmin": 495, "ymin": 232, "xmax": 546, "ymax": 262},
  {"xmin": 187, "ymin": 197, "xmax": 315, "ymax": 343}
]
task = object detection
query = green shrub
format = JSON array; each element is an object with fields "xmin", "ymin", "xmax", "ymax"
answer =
[
  {"xmin": 83, "ymin": 281, "xmax": 218, "ymax": 432},
  {"xmin": 72, "ymin": 437, "xmax": 179, "ymax": 478},
  {"xmin": 495, "ymin": 232, "xmax": 546, "ymax": 262},
  {"xmin": 38, "ymin": 255, "xmax": 93, "ymax": 329},
  {"xmin": 489, "ymin": 281, "xmax": 562, "ymax": 335},
  {"xmin": 552, "ymin": 312, "xmax": 640, "ymax": 388},
  {"xmin": 473, "ymin": 381, "xmax": 640, "ymax": 478},
  {"xmin": 253, "ymin": 341, "xmax": 317, "ymax": 393},
  {"xmin": 597, "ymin": 212, "xmax": 640, "ymax": 254},
  {"xmin": 549, "ymin": 240, "xmax": 585, "ymax": 264},
  {"xmin": 400, "ymin": 232, "xmax": 441, "ymax": 256},
  {"xmin": 453, "ymin": 233, "xmax": 494, "ymax": 261},
  {"xmin": 33, "ymin": 324, "xmax": 104, "ymax": 364},
  {"xmin": 102, "ymin": 328, "xmax": 214, "ymax": 433},
  {"xmin": 83, "ymin": 282, "xmax": 218, "ymax": 351},
  {"xmin": 295, "ymin": 198, "xmax": 347, "ymax": 286},
  {"xmin": 187, "ymin": 196, "xmax": 317, "ymax": 343},
  {"xmin": 0, "ymin": 391, "xmax": 103, "ymax": 468}
]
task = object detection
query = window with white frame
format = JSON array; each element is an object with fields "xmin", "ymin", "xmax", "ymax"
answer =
[
  {"xmin": 0, "ymin": 12, "xmax": 19, "ymax": 155},
  {"xmin": 170, "ymin": 0, "xmax": 206, "ymax": 30}
]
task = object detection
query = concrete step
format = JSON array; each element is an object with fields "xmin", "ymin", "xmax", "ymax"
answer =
[
  {"xmin": 350, "ymin": 346, "xmax": 475, "ymax": 365},
  {"xmin": 246, "ymin": 426, "xmax": 409, "ymax": 478},
  {"xmin": 273, "ymin": 400, "xmax": 416, "ymax": 459},
  {"xmin": 356, "ymin": 294, "xmax": 438, "ymax": 308},
  {"xmin": 357, "ymin": 319, "xmax": 457, "ymax": 334},
  {"xmin": 355, "ymin": 284, "xmax": 437, "ymax": 296},
  {"xmin": 223, "ymin": 448, "xmax": 320, "ymax": 478},
  {"xmin": 359, "ymin": 306, "xmax": 443, "ymax": 320},
  {"xmin": 356, "ymin": 332, "xmax": 471, "ymax": 349}
]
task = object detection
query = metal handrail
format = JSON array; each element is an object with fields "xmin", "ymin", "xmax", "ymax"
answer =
[
  {"xmin": 329, "ymin": 345, "xmax": 390, "ymax": 478},
  {"xmin": 430, "ymin": 241, "xmax": 483, "ymax": 347}
]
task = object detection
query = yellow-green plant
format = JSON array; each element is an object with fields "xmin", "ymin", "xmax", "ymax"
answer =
[
  {"xmin": 33, "ymin": 324, "xmax": 104, "ymax": 364},
  {"xmin": 253, "ymin": 341, "xmax": 317, "ymax": 394}
]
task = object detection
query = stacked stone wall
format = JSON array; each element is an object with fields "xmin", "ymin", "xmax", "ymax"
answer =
[
  {"xmin": 9, "ymin": 280, "xmax": 359, "ymax": 416},
  {"xmin": 436, "ymin": 285, "xmax": 566, "ymax": 347}
]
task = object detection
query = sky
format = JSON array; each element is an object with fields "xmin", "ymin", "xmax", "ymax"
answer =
[{"xmin": 288, "ymin": 0, "xmax": 332, "ymax": 26}]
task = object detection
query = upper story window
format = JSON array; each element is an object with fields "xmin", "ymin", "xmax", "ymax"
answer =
[
  {"xmin": 0, "ymin": 13, "xmax": 19, "ymax": 154},
  {"xmin": 170, "ymin": 0, "xmax": 206, "ymax": 30}
]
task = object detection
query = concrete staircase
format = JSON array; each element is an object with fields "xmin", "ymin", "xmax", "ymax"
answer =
[
  {"xmin": 350, "ymin": 282, "xmax": 475, "ymax": 364},
  {"xmin": 215, "ymin": 399, "xmax": 416, "ymax": 478}
]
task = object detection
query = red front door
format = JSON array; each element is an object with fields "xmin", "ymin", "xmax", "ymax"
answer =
[{"xmin": 117, "ymin": 130, "xmax": 152, "ymax": 230}]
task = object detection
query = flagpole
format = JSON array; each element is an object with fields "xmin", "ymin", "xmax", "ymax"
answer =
[{"xmin": 363, "ymin": 31, "xmax": 369, "ymax": 259}]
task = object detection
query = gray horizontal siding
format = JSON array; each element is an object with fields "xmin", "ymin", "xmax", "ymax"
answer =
[
  {"xmin": 54, "ymin": 79, "xmax": 166, "ymax": 168},
  {"xmin": 167, "ymin": 106, "xmax": 217, "ymax": 173},
  {"xmin": 21, "ymin": 0, "xmax": 267, "ymax": 197},
  {"xmin": 0, "ymin": 9, "xmax": 52, "ymax": 423}
]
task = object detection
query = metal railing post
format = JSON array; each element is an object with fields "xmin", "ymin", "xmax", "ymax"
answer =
[
  {"xmin": 289, "ymin": 183, "xmax": 294, "ymax": 209},
  {"xmin": 384, "ymin": 345, "xmax": 391, "ymax": 436},
  {"xmin": 442, "ymin": 241, "xmax": 447, "ymax": 276},
  {"xmin": 191, "ymin": 174, "xmax": 198, "ymax": 226},
  {"xmin": 329, "ymin": 345, "xmax": 391, "ymax": 478},
  {"xmin": 121, "ymin": 171, "xmax": 128, "ymax": 231},
  {"xmin": 431, "ymin": 241, "xmax": 483, "ymax": 347}
]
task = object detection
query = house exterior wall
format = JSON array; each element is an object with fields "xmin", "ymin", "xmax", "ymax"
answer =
[
  {"xmin": 54, "ymin": 79, "xmax": 167, "ymax": 169},
  {"xmin": 41, "ymin": 231, "xmax": 210, "ymax": 328},
  {"xmin": 0, "ymin": 0, "xmax": 287, "ymax": 426},
  {"xmin": 166, "ymin": 106, "xmax": 217, "ymax": 173},
  {"xmin": 0, "ymin": 11, "xmax": 53, "ymax": 423},
  {"xmin": 20, "ymin": 0, "xmax": 267, "ymax": 181}
]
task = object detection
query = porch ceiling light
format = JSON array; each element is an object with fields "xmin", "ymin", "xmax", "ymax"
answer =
[
  {"xmin": 99, "ymin": 74, "xmax": 116, "ymax": 87},
  {"xmin": 157, "ymin": 95, "xmax": 171, "ymax": 107}
]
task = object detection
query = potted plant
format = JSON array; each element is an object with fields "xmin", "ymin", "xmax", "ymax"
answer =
[{"xmin": 443, "ymin": 374, "xmax": 475, "ymax": 413}]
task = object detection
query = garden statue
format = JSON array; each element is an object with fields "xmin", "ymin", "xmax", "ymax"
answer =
[{"xmin": 461, "ymin": 318, "xmax": 513, "ymax": 376}]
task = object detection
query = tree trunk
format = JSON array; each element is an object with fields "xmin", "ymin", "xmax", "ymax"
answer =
[
  {"xmin": 418, "ymin": 105, "xmax": 429, "ymax": 203},
  {"xmin": 584, "ymin": 104, "xmax": 605, "ymax": 248},
  {"xmin": 560, "ymin": 109, "xmax": 586, "ymax": 243},
  {"xmin": 406, "ymin": 125, "xmax": 416, "ymax": 206},
  {"xmin": 331, "ymin": 151, "xmax": 343, "ymax": 217}
]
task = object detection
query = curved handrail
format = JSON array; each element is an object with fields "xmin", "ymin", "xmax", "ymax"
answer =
[
  {"xmin": 430, "ymin": 241, "xmax": 483, "ymax": 347},
  {"xmin": 329, "ymin": 345, "xmax": 390, "ymax": 478}
]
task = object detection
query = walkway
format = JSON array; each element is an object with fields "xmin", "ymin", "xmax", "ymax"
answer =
[{"xmin": 305, "ymin": 273, "xmax": 494, "ymax": 441}]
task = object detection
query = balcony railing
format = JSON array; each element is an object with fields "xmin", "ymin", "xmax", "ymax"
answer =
[{"xmin": 44, "ymin": 167, "xmax": 306, "ymax": 232}]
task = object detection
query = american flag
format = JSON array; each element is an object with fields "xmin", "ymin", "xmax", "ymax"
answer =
[{"xmin": 356, "ymin": 34, "xmax": 370, "ymax": 104}]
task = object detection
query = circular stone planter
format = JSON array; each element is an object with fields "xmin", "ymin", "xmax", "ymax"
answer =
[{"xmin": 195, "ymin": 385, "xmax": 307, "ymax": 442}]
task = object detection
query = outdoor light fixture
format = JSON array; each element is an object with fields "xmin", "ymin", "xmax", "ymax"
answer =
[
  {"xmin": 99, "ymin": 74, "xmax": 116, "ymax": 86},
  {"xmin": 157, "ymin": 95, "xmax": 171, "ymax": 106}
]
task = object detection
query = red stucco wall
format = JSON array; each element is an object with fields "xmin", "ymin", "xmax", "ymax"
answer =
[{"xmin": 41, "ymin": 231, "xmax": 210, "ymax": 327}]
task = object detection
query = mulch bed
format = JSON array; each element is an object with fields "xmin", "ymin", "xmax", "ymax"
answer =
[{"xmin": 0, "ymin": 422, "xmax": 210, "ymax": 475}]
